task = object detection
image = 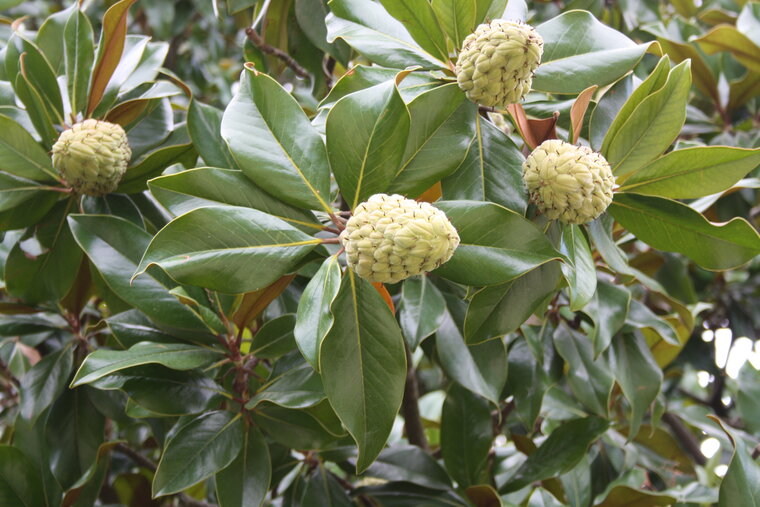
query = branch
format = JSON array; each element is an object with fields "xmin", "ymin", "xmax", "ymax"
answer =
[
  {"xmin": 244, "ymin": 28, "xmax": 310, "ymax": 79},
  {"xmin": 661, "ymin": 412, "xmax": 707, "ymax": 467},
  {"xmin": 401, "ymin": 345, "xmax": 429, "ymax": 451}
]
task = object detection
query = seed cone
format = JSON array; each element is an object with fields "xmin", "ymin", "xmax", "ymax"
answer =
[
  {"xmin": 52, "ymin": 119, "xmax": 131, "ymax": 197},
  {"xmin": 523, "ymin": 140, "xmax": 615, "ymax": 225},
  {"xmin": 339, "ymin": 194, "xmax": 460, "ymax": 284},
  {"xmin": 455, "ymin": 20, "xmax": 543, "ymax": 108}
]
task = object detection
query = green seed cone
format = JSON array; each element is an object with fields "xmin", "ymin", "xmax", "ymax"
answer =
[
  {"xmin": 523, "ymin": 140, "xmax": 615, "ymax": 225},
  {"xmin": 52, "ymin": 119, "xmax": 131, "ymax": 197},
  {"xmin": 455, "ymin": 20, "xmax": 543, "ymax": 108},
  {"xmin": 339, "ymin": 194, "xmax": 460, "ymax": 284}
]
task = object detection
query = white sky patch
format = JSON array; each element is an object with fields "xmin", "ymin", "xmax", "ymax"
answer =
[
  {"xmin": 700, "ymin": 437, "xmax": 720, "ymax": 459},
  {"xmin": 714, "ymin": 328, "xmax": 732, "ymax": 369},
  {"xmin": 715, "ymin": 464, "xmax": 728, "ymax": 477},
  {"xmin": 726, "ymin": 337, "xmax": 754, "ymax": 378}
]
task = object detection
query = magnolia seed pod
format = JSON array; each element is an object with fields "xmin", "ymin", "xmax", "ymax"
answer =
[
  {"xmin": 339, "ymin": 194, "xmax": 460, "ymax": 284},
  {"xmin": 523, "ymin": 139, "xmax": 615, "ymax": 225},
  {"xmin": 455, "ymin": 20, "xmax": 544, "ymax": 108},
  {"xmin": 52, "ymin": 119, "xmax": 131, "ymax": 197}
]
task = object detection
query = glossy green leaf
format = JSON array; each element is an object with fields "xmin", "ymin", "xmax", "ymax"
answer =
[
  {"xmin": 0, "ymin": 115, "xmax": 58, "ymax": 182},
  {"xmin": 553, "ymin": 324, "xmax": 613, "ymax": 417},
  {"xmin": 507, "ymin": 337, "xmax": 547, "ymax": 428},
  {"xmin": 431, "ymin": 0, "xmax": 476, "ymax": 49},
  {"xmin": 399, "ymin": 275, "xmax": 446, "ymax": 349},
  {"xmin": 589, "ymin": 75, "xmax": 633, "ymax": 151},
  {"xmin": 559, "ymin": 225, "xmax": 596, "ymax": 311},
  {"xmin": 433, "ymin": 201, "xmax": 564, "ymax": 286},
  {"xmin": 64, "ymin": 8, "xmax": 94, "ymax": 115},
  {"xmin": 378, "ymin": 0, "xmax": 450, "ymax": 61},
  {"xmin": 583, "ymin": 279, "xmax": 630, "ymax": 356},
  {"xmin": 618, "ymin": 146, "xmax": 760, "ymax": 199},
  {"xmin": 533, "ymin": 11, "xmax": 654, "ymax": 93},
  {"xmin": 68, "ymin": 214, "xmax": 211, "ymax": 335},
  {"xmin": 320, "ymin": 270, "xmax": 407, "ymax": 473},
  {"xmin": 326, "ymin": 0, "xmax": 446, "ymax": 70},
  {"xmin": 153, "ymin": 411, "xmax": 243, "ymax": 497},
  {"xmin": 135, "ymin": 206, "xmax": 320, "ymax": 294},
  {"xmin": 148, "ymin": 168, "xmax": 321, "ymax": 232},
  {"xmin": 364, "ymin": 446, "xmax": 452, "ymax": 490},
  {"xmin": 326, "ymin": 79, "xmax": 410, "ymax": 208},
  {"xmin": 71, "ymin": 342, "xmax": 223, "ymax": 387},
  {"xmin": 251, "ymin": 314, "xmax": 298, "ymax": 359},
  {"xmin": 440, "ymin": 384, "xmax": 492, "ymax": 488},
  {"xmin": 6, "ymin": 35, "xmax": 64, "ymax": 126},
  {"xmin": 248, "ymin": 360, "xmax": 325, "ymax": 409},
  {"xmin": 389, "ymin": 83, "xmax": 476, "ymax": 197},
  {"xmin": 595, "ymin": 485, "xmax": 676, "ymax": 507},
  {"xmin": 294, "ymin": 256, "xmax": 342, "ymax": 371},
  {"xmin": 437, "ymin": 311, "xmax": 507, "ymax": 404},
  {"xmin": 610, "ymin": 193, "xmax": 760, "ymax": 271},
  {"xmin": 295, "ymin": 0, "xmax": 352, "ymax": 64},
  {"xmin": 610, "ymin": 333, "xmax": 662, "ymax": 439},
  {"xmin": 440, "ymin": 116, "xmax": 528, "ymax": 214},
  {"xmin": 696, "ymin": 25, "xmax": 760, "ymax": 73},
  {"xmin": 117, "ymin": 128, "xmax": 197, "ymax": 194},
  {"xmin": 500, "ymin": 416, "xmax": 609, "ymax": 493},
  {"xmin": 216, "ymin": 426, "xmax": 271, "ymax": 507},
  {"xmin": 19, "ymin": 345, "xmax": 74, "ymax": 422},
  {"xmin": 0, "ymin": 446, "xmax": 45, "ymax": 507},
  {"xmin": 253, "ymin": 402, "xmax": 344, "ymax": 450},
  {"xmin": 464, "ymin": 261, "xmax": 560, "ymax": 344},
  {"xmin": 187, "ymin": 100, "xmax": 238, "ymax": 169},
  {"xmin": 714, "ymin": 417, "xmax": 760, "ymax": 506},
  {"xmin": 221, "ymin": 68, "xmax": 332, "ymax": 212},
  {"xmin": 604, "ymin": 60, "xmax": 692, "ymax": 177}
]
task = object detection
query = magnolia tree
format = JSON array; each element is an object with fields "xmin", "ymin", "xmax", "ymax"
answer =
[{"xmin": 0, "ymin": 0, "xmax": 759, "ymax": 505}]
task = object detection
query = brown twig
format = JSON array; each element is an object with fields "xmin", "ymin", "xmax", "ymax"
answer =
[
  {"xmin": 661, "ymin": 412, "xmax": 707, "ymax": 467},
  {"xmin": 244, "ymin": 28, "xmax": 310, "ymax": 79},
  {"xmin": 401, "ymin": 345, "xmax": 429, "ymax": 451}
]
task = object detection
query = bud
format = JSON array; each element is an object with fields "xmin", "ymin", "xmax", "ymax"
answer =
[
  {"xmin": 455, "ymin": 20, "xmax": 543, "ymax": 108},
  {"xmin": 339, "ymin": 194, "xmax": 460, "ymax": 284},
  {"xmin": 523, "ymin": 140, "xmax": 615, "ymax": 225},
  {"xmin": 52, "ymin": 119, "xmax": 131, "ymax": 197}
]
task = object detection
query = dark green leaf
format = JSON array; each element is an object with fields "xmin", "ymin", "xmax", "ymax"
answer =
[
  {"xmin": 507, "ymin": 337, "xmax": 547, "ymax": 428},
  {"xmin": 64, "ymin": 8, "xmax": 94, "ymax": 115},
  {"xmin": 559, "ymin": 225, "xmax": 596, "ymax": 311},
  {"xmin": 0, "ymin": 114, "xmax": 58, "ymax": 181},
  {"xmin": 365, "ymin": 445, "xmax": 452, "ymax": 490},
  {"xmin": 378, "ymin": 0, "xmax": 449, "ymax": 61},
  {"xmin": 251, "ymin": 314, "xmax": 298, "ymax": 359},
  {"xmin": 216, "ymin": 426, "xmax": 271, "ymax": 507},
  {"xmin": 187, "ymin": 100, "xmax": 238, "ymax": 169},
  {"xmin": 247, "ymin": 360, "xmax": 325, "ymax": 409},
  {"xmin": 714, "ymin": 417, "xmax": 760, "ymax": 506},
  {"xmin": 0, "ymin": 446, "xmax": 45, "ymax": 507},
  {"xmin": 19, "ymin": 345, "xmax": 74, "ymax": 422},
  {"xmin": 399, "ymin": 275, "xmax": 446, "ymax": 349},
  {"xmin": 431, "ymin": 0, "xmax": 476, "ymax": 49},
  {"xmin": 583, "ymin": 279, "xmax": 630, "ymax": 356}
]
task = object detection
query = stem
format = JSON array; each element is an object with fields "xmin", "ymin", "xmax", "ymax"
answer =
[
  {"xmin": 244, "ymin": 28, "xmax": 309, "ymax": 79},
  {"xmin": 661, "ymin": 412, "xmax": 707, "ymax": 467},
  {"xmin": 321, "ymin": 237, "xmax": 341, "ymax": 244},
  {"xmin": 401, "ymin": 345, "xmax": 429, "ymax": 451}
]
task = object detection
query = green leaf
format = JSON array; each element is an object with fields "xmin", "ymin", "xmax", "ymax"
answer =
[
  {"xmin": 583, "ymin": 279, "xmax": 630, "ymax": 356},
  {"xmin": 507, "ymin": 337, "xmax": 546, "ymax": 428},
  {"xmin": 135, "ymin": 206, "xmax": 320, "ymax": 294},
  {"xmin": 68, "ymin": 214, "xmax": 211, "ymax": 336},
  {"xmin": 440, "ymin": 116, "xmax": 528, "ymax": 214},
  {"xmin": 609, "ymin": 333, "xmax": 662, "ymax": 439},
  {"xmin": 595, "ymin": 485, "xmax": 676, "ymax": 507},
  {"xmin": 433, "ymin": 201, "xmax": 564, "ymax": 286},
  {"xmin": 153, "ymin": 411, "xmax": 243, "ymax": 497},
  {"xmin": 714, "ymin": 417, "xmax": 760, "ymax": 506},
  {"xmin": 251, "ymin": 314, "xmax": 298, "ymax": 359},
  {"xmin": 553, "ymin": 324, "xmax": 613, "ymax": 417},
  {"xmin": 253, "ymin": 402, "xmax": 344, "ymax": 450},
  {"xmin": 696, "ymin": 25, "xmax": 760, "ymax": 74},
  {"xmin": 221, "ymin": 68, "xmax": 332, "ymax": 212},
  {"xmin": 440, "ymin": 384, "xmax": 492, "ymax": 488},
  {"xmin": 500, "ymin": 416, "xmax": 609, "ymax": 493},
  {"xmin": 6, "ymin": 35, "xmax": 64, "ymax": 126},
  {"xmin": 326, "ymin": 78, "xmax": 410, "ymax": 208},
  {"xmin": 364, "ymin": 446, "xmax": 452, "ymax": 490},
  {"xmin": 604, "ymin": 60, "xmax": 692, "ymax": 177},
  {"xmin": 618, "ymin": 146, "xmax": 760, "ymax": 199},
  {"xmin": 187, "ymin": 100, "xmax": 238, "ymax": 169},
  {"xmin": 294, "ymin": 256, "xmax": 342, "ymax": 370},
  {"xmin": 436, "ymin": 311, "xmax": 507, "ymax": 404},
  {"xmin": 64, "ymin": 8, "xmax": 94, "ymax": 115},
  {"xmin": 0, "ymin": 446, "xmax": 45, "ymax": 507},
  {"xmin": 19, "ymin": 345, "xmax": 74, "ymax": 422},
  {"xmin": 431, "ymin": 0, "xmax": 476, "ymax": 49},
  {"xmin": 559, "ymin": 225, "xmax": 596, "ymax": 311},
  {"xmin": 589, "ymin": 75, "xmax": 633, "ymax": 151},
  {"xmin": 609, "ymin": 193, "xmax": 760, "ymax": 271},
  {"xmin": 464, "ymin": 261, "xmax": 560, "ymax": 344},
  {"xmin": 295, "ymin": 0, "xmax": 352, "ymax": 65},
  {"xmin": 71, "ymin": 342, "xmax": 223, "ymax": 387},
  {"xmin": 399, "ymin": 275, "xmax": 446, "ymax": 349},
  {"xmin": 5, "ymin": 200, "xmax": 82, "ymax": 304},
  {"xmin": 327, "ymin": 0, "xmax": 447, "ymax": 70},
  {"xmin": 216, "ymin": 426, "xmax": 271, "ymax": 507},
  {"xmin": 389, "ymin": 83, "xmax": 476, "ymax": 197},
  {"xmin": 248, "ymin": 360, "xmax": 325, "ymax": 409},
  {"xmin": 0, "ymin": 115, "xmax": 58, "ymax": 181},
  {"xmin": 320, "ymin": 270, "xmax": 407, "ymax": 473},
  {"xmin": 533, "ymin": 11, "xmax": 654, "ymax": 93},
  {"xmin": 148, "ymin": 167, "xmax": 322, "ymax": 233},
  {"xmin": 378, "ymin": 0, "xmax": 450, "ymax": 61}
]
